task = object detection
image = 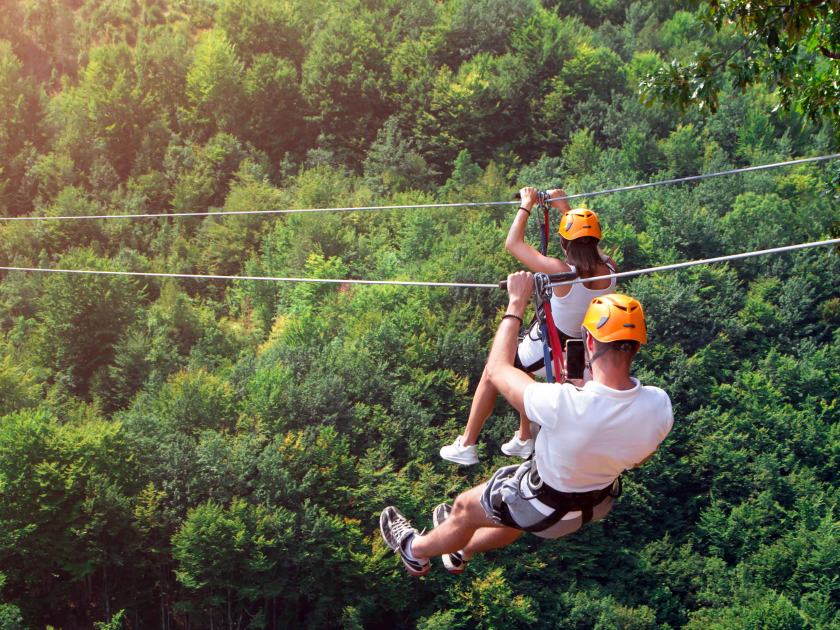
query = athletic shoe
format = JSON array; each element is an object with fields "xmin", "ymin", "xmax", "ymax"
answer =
[
  {"xmin": 379, "ymin": 506, "xmax": 430, "ymax": 576},
  {"xmin": 432, "ymin": 503, "xmax": 467, "ymax": 574},
  {"xmin": 439, "ymin": 436, "xmax": 479, "ymax": 465},
  {"xmin": 501, "ymin": 432, "xmax": 535, "ymax": 458}
]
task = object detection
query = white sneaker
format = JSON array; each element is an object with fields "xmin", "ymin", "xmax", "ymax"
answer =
[
  {"xmin": 439, "ymin": 436, "xmax": 478, "ymax": 465},
  {"xmin": 501, "ymin": 432, "xmax": 534, "ymax": 458}
]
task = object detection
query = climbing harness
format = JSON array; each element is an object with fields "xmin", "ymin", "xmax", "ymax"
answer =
[
  {"xmin": 524, "ymin": 461, "xmax": 622, "ymax": 530},
  {"xmin": 493, "ymin": 459, "xmax": 622, "ymax": 533}
]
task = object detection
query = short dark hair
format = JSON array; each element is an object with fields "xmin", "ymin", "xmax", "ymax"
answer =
[{"xmin": 593, "ymin": 337, "xmax": 640, "ymax": 357}]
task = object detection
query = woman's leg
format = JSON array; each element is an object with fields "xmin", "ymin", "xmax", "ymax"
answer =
[
  {"xmin": 513, "ymin": 371, "xmax": 537, "ymax": 440},
  {"xmin": 458, "ymin": 334, "xmax": 536, "ymax": 447},
  {"xmin": 517, "ymin": 413, "xmax": 532, "ymax": 440},
  {"xmin": 461, "ymin": 366, "xmax": 499, "ymax": 446}
]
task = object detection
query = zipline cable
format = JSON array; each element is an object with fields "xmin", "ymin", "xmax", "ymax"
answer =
[
  {"xmin": 546, "ymin": 153, "xmax": 840, "ymax": 204},
  {"xmin": 0, "ymin": 154, "xmax": 837, "ymax": 222},
  {"xmin": 0, "ymin": 266, "xmax": 499, "ymax": 289},
  {"xmin": 549, "ymin": 238, "xmax": 840, "ymax": 288},
  {"xmin": 1, "ymin": 239, "xmax": 837, "ymax": 289}
]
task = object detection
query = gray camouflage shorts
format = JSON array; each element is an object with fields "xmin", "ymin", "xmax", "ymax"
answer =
[{"xmin": 479, "ymin": 460, "xmax": 614, "ymax": 539}]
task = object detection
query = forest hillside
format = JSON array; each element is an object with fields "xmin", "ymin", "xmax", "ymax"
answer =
[{"xmin": 0, "ymin": 1, "xmax": 838, "ymax": 628}]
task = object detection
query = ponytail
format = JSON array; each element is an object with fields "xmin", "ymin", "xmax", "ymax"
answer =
[{"xmin": 560, "ymin": 236, "xmax": 601, "ymax": 277}]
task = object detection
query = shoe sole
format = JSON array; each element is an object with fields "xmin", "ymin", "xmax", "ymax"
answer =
[
  {"xmin": 432, "ymin": 504, "xmax": 466, "ymax": 574},
  {"xmin": 439, "ymin": 449, "xmax": 478, "ymax": 466},
  {"xmin": 500, "ymin": 445, "xmax": 533, "ymax": 458},
  {"xmin": 402, "ymin": 558, "xmax": 431, "ymax": 576},
  {"xmin": 379, "ymin": 508, "xmax": 397, "ymax": 550}
]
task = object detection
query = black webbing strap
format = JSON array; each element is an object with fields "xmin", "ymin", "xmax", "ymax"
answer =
[{"xmin": 521, "ymin": 470, "xmax": 621, "ymax": 533}]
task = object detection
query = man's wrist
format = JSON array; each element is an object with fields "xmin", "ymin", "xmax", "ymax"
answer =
[{"xmin": 506, "ymin": 298, "xmax": 528, "ymax": 317}]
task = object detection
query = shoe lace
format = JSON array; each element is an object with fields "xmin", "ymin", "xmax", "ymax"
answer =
[{"xmin": 390, "ymin": 514, "xmax": 416, "ymax": 543}]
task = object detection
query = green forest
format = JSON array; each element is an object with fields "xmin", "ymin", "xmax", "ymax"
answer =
[{"xmin": 0, "ymin": 0, "xmax": 838, "ymax": 628}]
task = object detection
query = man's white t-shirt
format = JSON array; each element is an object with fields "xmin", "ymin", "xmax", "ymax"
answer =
[{"xmin": 523, "ymin": 378, "xmax": 673, "ymax": 493}]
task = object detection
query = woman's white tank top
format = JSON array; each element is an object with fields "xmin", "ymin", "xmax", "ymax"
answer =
[{"xmin": 549, "ymin": 261, "xmax": 616, "ymax": 337}]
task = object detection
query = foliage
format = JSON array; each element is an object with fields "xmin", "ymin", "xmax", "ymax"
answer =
[
  {"xmin": 0, "ymin": 0, "xmax": 836, "ymax": 628},
  {"xmin": 641, "ymin": 0, "xmax": 840, "ymax": 129}
]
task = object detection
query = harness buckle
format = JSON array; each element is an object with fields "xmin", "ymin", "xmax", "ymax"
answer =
[{"xmin": 526, "ymin": 463, "xmax": 544, "ymax": 492}]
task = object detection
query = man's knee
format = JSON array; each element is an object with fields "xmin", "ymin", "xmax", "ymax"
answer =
[
  {"xmin": 451, "ymin": 493, "xmax": 471, "ymax": 521},
  {"xmin": 451, "ymin": 487, "xmax": 485, "ymax": 525}
]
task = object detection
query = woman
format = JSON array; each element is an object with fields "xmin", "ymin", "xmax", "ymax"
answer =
[{"xmin": 440, "ymin": 186, "xmax": 618, "ymax": 465}]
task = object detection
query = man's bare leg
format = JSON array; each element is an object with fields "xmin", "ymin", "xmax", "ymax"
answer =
[
  {"xmin": 411, "ymin": 485, "xmax": 514, "ymax": 558},
  {"xmin": 462, "ymin": 526, "xmax": 523, "ymax": 560}
]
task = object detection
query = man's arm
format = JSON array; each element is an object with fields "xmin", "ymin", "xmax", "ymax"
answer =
[{"xmin": 486, "ymin": 271, "xmax": 537, "ymax": 415}]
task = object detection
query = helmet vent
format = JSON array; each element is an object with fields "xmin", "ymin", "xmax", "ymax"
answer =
[{"xmin": 596, "ymin": 316, "xmax": 609, "ymax": 329}]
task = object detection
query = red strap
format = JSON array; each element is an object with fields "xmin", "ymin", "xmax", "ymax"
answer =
[{"xmin": 542, "ymin": 300, "xmax": 565, "ymax": 383}]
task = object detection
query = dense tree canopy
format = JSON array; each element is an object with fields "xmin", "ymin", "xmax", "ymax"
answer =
[
  {"xmin": 0, "ymin": 0, "xmax": 837, "ymax": 628},
  {"xmin": 641, "ymin": 0, "xmax": 840, "ymax": 128}
]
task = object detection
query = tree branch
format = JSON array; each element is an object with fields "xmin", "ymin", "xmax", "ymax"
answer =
[{"xmin": 818, "ymin": 45, "xmax": 840, "ymax": 59}]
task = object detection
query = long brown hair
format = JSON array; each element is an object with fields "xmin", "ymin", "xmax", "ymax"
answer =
[{"xmin": 560, "ymin": 236, "xmax": 601, "ymax": 277}]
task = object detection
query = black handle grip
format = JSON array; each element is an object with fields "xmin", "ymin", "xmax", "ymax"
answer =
[
  {"xmin": 548, "ymin": 272, "xmax": 578, "ymax": 282},
  {"xmin": 513, "ymin": 190, "xmax": 554, "ymax": 202},
  {"xmin": 499, "ymin": 280, "xmax": 507, "ymax": 290}
]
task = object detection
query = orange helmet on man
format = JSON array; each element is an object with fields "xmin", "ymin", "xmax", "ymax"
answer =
[{"xmin": 582, "ymin": 293, "xmax": 647, "ymax": 345}]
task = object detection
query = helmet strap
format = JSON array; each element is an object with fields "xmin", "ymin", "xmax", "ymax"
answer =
[
  {"xmin": 582, "ymin": 330, "xmax": 605, "ymax": 370},
  {"xmin": 588, "ymin": 344, "xmax": 611, "ymax": 366},
  {"xmin": 584, "ymin": 330, "xmax": 630, "ymax": 368}
]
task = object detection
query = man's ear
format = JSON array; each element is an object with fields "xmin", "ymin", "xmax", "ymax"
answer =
[{"xmin": 585, "ymin": 330, "xmax": 596, "ymax": 352}]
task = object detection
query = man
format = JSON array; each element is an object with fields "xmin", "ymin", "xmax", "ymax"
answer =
[{"xmin": 380, "ymin": 271, "xmax": 673, "ymax": 576}]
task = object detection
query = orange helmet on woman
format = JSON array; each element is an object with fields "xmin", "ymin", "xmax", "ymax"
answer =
[
  {"xmin": 582, "ymin": 293, "xmax": 647, "ymax": 345},
  {"xmin": 558, "ymin": 208, "xmax": 602, "ymax": 240}
]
